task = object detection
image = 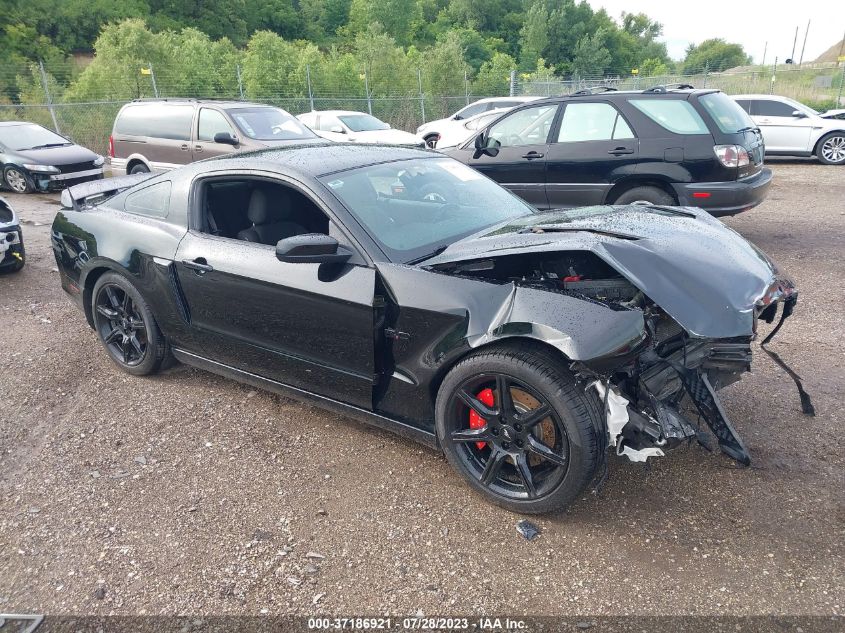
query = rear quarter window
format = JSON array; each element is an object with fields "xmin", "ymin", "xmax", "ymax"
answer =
[
  {"xmin": 628, "ymin": 99, "xmax": 709, "ymax": 135},
  {"xmin": 124, "ymin": 181, "xmax": 171, "ymax": 218},
  {"xmin": 698, "ymin": 93, "xmax": 756, "ymax": 133}
]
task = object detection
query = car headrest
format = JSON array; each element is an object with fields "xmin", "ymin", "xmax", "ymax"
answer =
[{"xmin": 247, "ymin": 188, "xmax": 292, "ymax": 224}]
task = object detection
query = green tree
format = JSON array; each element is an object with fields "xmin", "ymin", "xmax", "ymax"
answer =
[
  {"xmin": 571, "ymin": 27, "xmax": 611, "ymax": 77},
  {"xmin": 683, "ymin": 38, "xmax": 751, "ymax": 73},
  {"xmin": 472, "ymin": 51, "xmax": 515, "ymax": 96},
  {"xmin": 518, "ymin": 2, "xmax": 548, "ymax": 70},
  {"xmin": 347, "ymin": 0, "xmax": 421, "ymax": 47}
]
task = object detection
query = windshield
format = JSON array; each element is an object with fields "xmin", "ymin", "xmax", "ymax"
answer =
[
  {"xmin": 0, "ymin": 123, "xmax": 70, "ymax": 151},
  {"xmin": 699, "ymin": 92, "xmax": 757, "ymax": 133},
  {"xmin": 227, "ymin": 107, "xmax": 316, "ymax": 141},
  {"xmin": 339, "ymin": 114, "xmax": 390, "ymax": 132},
  {"xmin": 320, "ymin": 158, "xmax": 536, "ymax": 263},
  {"xmin": 779, "ymin": 96, "xmax": 819, "ymax": 116}
]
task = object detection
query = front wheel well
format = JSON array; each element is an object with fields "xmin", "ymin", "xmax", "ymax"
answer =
[
  {"xmin": 813, "ymin": 130, "xmax": 845, "ymax": 155},
  {"xmin": 605, "ymin": 179, "xmax": 678, "ymax": 205},
  {"xmin": 429, "ymin": 337, "xmax": 574, "ymax": 407},
  {"xmin": 82, "ymin": 266, "xmax": 116, "ymax": 328}
]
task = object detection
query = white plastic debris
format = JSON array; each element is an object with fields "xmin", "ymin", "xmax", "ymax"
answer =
[
  {"xmin": 618, "ymin": 444, "xmax": 665, "ymax": 463},
  {"xmin": 591, "ymin": 381, "xmax": 630, "ymax": 447}
]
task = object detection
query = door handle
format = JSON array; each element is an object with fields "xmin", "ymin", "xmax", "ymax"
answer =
[
  {"xmin": 194, "ymin": 145, "xmax": 203, "ymax": 152},
  {"xmin": 182, "ymin": 258, "xmax": 214, "ymax": 274},
  {"xmin": 608, "ymin": 147, "xmax": 634, "ymax": 155},
  {"xmin": 180, "ymin": 143, "xmax": 190, "ymax": 151},
  {"xmin": 521, "ymin": 151, "xmax": 544, "ymax": 159}
]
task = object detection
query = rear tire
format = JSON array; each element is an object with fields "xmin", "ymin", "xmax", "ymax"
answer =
[
  {"xmin": 435, "ymin": 343, "xmax": 601, "ymax": 514},
  {"xmin": 424, "ymin": 134, "xmax": 439, "ymax": 149},
  {"xmin": 129, "ymin": 163, "xmax": 151, "ymax": 175},
  {"xmin": 816, "ymin": 132, "xmax": 845, "ymax": 165},
  {"xmin": 92, "ymin": 272, "xmax": 167, "ymax": 376},
  {"xmin": 612, "ymin": 185, "xmax": 675, "ymax": 206}
]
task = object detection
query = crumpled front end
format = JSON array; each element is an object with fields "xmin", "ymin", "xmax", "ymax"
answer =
[
  {"xmin": 425, "ymin": 205, "xmax": 805, "ymax": 468},
  {"xmin": 0, "ymin": 196, "xmax": 24, "ymax": 271}
]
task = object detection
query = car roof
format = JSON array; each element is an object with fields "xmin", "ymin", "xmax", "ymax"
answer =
[
  {"xmin": 731, "ymin": 94, "xmax": 790, "ymax": 99},
  {"xmin": 301, "ymin": 110, "xmax": 379, "ymax": 117},
  {"xmin": 0, "ymin": 121, "xmax": 35, "ymax": 127},
  {"xmin": 126, "ymin": 98, "xmax": 277, "ymax": 110},
  {"xmin": 202, "ymin": 143, "xmax": 437, "ymax": 178},
  {"xmin": 523, "ymin": 87, "xmax": 720, "ymax": 106},
  {"xmin": 467, "ymin": 96, "xmax": 541, "ymax": 105}
]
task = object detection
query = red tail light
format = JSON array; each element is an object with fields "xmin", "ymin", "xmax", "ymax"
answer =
[{"xmin": 108, "ymin": 135, "xmax": 114, "ymax": 158}]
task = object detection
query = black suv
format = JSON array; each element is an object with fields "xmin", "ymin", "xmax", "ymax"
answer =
[{"xmin": 444, "ymin": 87, "xmax": 771, "ymax": 216}]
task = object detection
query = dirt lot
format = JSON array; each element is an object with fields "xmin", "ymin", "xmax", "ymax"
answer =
[{"xmin": 0, "ymin": 161, "xmax": 843, "ymax": 618}]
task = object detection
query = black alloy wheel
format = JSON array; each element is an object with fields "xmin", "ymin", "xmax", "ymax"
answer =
[
  {"xmin": 91, "ymin": 272, "xmax": 168, "ymax": 375},
  {"xmin": 437, "ymin": 345, "xmax": 601, "ymax": 513},
  {"xmin": 94, "ymin": 283, "xmax": 148, "ymax": 366},
  {"xmin": 448, "ymin": 373, "xmax": 569, "ymax": 499}
]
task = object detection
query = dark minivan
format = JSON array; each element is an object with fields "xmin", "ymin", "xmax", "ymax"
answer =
[{"xmin": 444, "ymin": 87, "xmax": 770, "ymax": 216}]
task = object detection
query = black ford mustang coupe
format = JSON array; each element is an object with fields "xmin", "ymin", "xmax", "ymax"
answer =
[{"xmin": 52, "ymin": 145, "xmax": 798, "ymax": 513}]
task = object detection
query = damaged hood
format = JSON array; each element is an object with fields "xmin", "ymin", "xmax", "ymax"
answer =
[{"xmin": 424, "ymin": 205, "xmax": 795, "ymax": 339}]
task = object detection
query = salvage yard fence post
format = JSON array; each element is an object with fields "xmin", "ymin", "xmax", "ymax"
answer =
[
  {"xmin": 509, "ymin": 70, "xmax": 517, "ymax": 97},
  {"xmin": 417, "ymin": 68, "xmax": 425, "ymax": 124},
  {"xmin": 38, "ymin": 60, "xmax": 60, "ymax": 134},
  {"xmin": 306, "ymin": 64, "xmax": 315, "ymax": 111},
  {"xmin": 236, "ymin": 64, "xmax": 244, "ymax": 100}
]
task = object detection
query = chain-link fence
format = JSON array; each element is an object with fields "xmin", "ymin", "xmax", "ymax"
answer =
[{"xmin": 1, "ymin": 61, "xmax": 843, "ymax": 157}]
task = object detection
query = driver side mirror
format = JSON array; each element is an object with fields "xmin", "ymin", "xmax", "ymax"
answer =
[
  {"xmin": 791, "ymin": 110, "xmax": 808, "ymax": 119},
  {"xmin": 473, "ymin": 131, "xmax": 499, "ymax": 157},
  {"xmin": 329, "ymin": 125, "xmax": 346, "ymax": 134},
  {"xmin": 275, "ymin": 233, "xmax": 351, "ymax": 265},
  {"xmin": 214, "ymin": 131, "xmax": 239, "ymax": 146}
]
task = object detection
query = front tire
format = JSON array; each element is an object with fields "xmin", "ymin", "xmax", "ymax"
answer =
[
  {"xmin": 92, "ymin": 272, "xmax": 167, "ymax": 376},
  {"xmin": 3, "ymin": 166, "xmax": 34, "ymax": 193},
  {"xmin": 435, "ymin": 344, "xmax": 601, "ymax": 514},
  {"xmin": 129, "ymin": 163, "xmax": 151, "ymax": 175},
  {"xmin": 612, "ymin": 185, "xmax": 675, "ymax": 206},
  {"xmin": 817, "ymin": 132, "xmax": 845, "ymax": 165}
]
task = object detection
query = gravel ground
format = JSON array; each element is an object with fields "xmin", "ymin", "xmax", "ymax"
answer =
[{"xmin": 0, "ymin": 160, "xmax": 843, "ymax": 618}]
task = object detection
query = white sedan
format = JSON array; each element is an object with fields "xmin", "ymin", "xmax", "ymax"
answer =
[
  {"xmin": 416, "ymin": 96, "xmax": 541, "ymax": 148},
  {"xmin": 433, "ymin": 108, "xmax": 512, "ymax": 149},
  {"xmin": 296, "ymin": 111, "xmax": 423, "ymax": 146},
  {"xmin": 732, "ymin": 94, "xmax": 845, "ymax": 165}
]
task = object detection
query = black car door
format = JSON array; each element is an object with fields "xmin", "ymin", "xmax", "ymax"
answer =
[
  {"xmin": 173, "ymin": 175, "xmax": 376, "ymax": 409},
  {"xmin": 544, "ymin": 101, "xmax": 640, "ymax": 207},
  {"xmin": 457, "ymin": 103, "xmax": 560, "ymax": 209}
]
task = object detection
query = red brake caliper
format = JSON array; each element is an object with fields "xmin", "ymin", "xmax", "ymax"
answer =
[{"xmin": 469, "ymin": 387, "xmax": 494, "ymax": 450}]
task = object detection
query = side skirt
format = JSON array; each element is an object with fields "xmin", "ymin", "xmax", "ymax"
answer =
[{"xmin": 172, "ymin": 348, "xmax": 439, "ymax": 450}]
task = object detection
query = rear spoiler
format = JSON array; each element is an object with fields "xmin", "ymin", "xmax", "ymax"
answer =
[{"xmin": 61, "ymin": 173, "xmax": 154, "ymax": 210}]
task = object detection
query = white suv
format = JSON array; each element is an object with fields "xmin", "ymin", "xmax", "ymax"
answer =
[
  {"xmin": 416, "ymin": 96, "xmax": 540, "ymax": 148},
  {"xmin": 733, "ymin": 94, "xmax": 845, "ymax": 165}
]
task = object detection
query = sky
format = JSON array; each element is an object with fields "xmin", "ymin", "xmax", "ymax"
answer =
[{"xmin": 586, "ymin": 0, "xmax": 845, "ymax": 63}]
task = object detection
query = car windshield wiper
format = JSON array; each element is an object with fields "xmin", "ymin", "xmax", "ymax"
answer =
[
  {"xmin": 29, "ymin": 142, "xmax": 72, "ymax": 149},
  {"xmin": 406, "ymin": 244, "xmax": 450, "ymax": 265},
  {"xmin": 736, "ymin": 126, "xmax": 759, "ymax": 133},
  {"xmin": 517, "ymin": 225, "xmax": 639, "ymax": 240}
]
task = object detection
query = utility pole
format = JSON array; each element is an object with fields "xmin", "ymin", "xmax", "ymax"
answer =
[
  {"xmin": 38, "ymin": 60, "xmax": 60, "ymax": 134},
  {"xmin": 798, "ymin": 20, "xmax": 810, "ymax": 66},
  {"xmin": 790, "ymin": 26, "xmax": 798, "ymax": 61},
  {"xmin": 761, "ymin": 41, "xmax": 767, "ymax": 68}
]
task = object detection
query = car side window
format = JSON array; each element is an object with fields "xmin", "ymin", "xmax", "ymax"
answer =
[
  {"xmin": 628, "ymin": 99, "xmax": 709, "ymax": 135},
  {"xmin": 319, "ymin": 116, "xmax": 342, "ymax": 132},
  {"xmin": 486, "ymin": 104, "xmax": 558, "ymax": 148},
  {"xmin": 456, "ymin": 103, "xmax": 488, "ymax": 119},
  {"xmin": 198, "ymin": 108, "xmax": 234, "ymax": 142},
  {"xmin": 752, "ymin": 100, "xmax": 797, "ymax": 117},
  {"xmin": 557, "ymin": 102, "xmax": 635, "ymax": 143},
  {"xmin": 735, "ymin": 100, "xmax": 752, "ymax": 114},
  {"xmin": 124, "ymin": 181, "xmax": 171, "ymax": 219}
]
